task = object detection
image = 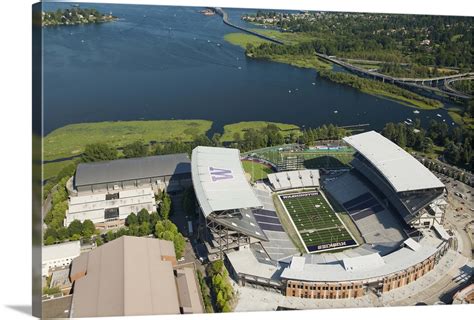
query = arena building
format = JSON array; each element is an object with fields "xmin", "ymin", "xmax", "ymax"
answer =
[
  {"xmin": 65, "ymin": 154, "xmax": 191, "ymax": 228},
  {"xmin": 215, "ymin": 131, "xmax": 453, "ymax": 301}
]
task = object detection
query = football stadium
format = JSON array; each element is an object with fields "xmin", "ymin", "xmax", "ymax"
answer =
[{"xmin": 190, "ymin": 131, "xmax": 452, "ymax": 300}]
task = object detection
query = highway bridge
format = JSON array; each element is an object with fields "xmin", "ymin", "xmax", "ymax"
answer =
[
  {"xmin": 444, "ymin": 76, "xmax": 474, "ymax": 99},
  {"xmin": 214, "ymin": 7, "xmax": 284, "ymax": 45},
  {"xmin": 316, "ymin": 53, "xmax": 473, "ymax": 100}
]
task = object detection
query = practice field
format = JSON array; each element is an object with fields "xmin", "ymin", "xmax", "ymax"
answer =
[
  {"xmin": 241, "ymin": 160, "xmax": 274, "ymax": 182},
  {"xmin": 280, "ymin": 191, "xmax": 357, "ymax": 252}
]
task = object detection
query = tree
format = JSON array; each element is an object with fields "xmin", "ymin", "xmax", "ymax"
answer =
[
  {"xmin": 44, "ymin": 236, "xmax": 56, "ymax": 245},
  {"xmin": 57, "ymin": 227, "xmax": 69, "ymax": 241},
  {"xmin": 95, "ymin": 236, "xmax": 103, "ymax": 247},
  {"xmin": 159, "ymin": 193, "xmax": 172, "ymax": 220},
  {"xmin": 137, "ymin": 209, "xmax": 150, "ymax": 225},
  {"xmin": 105, "ymin": 230, "xmax": 116, "ymax": 242},
  {"xmin": 139, "ymin": 222, "xmax": 151, "ymax": 236},
  {"xmin": 125, "ymin": 212, "xmax": 138, "ymax": 226},
  {"xmin": 82, "ymin": 219, "xmax": 96, "ymax": 238},
  {"xmin": 123, "ymin": 141, "xmax": 148, "ymax": 158},
  {"xmin": 154, "ymin": 219, "xmax": 185, "ymax": 259},
  {"xmin": 70, "ymin": 233, "xmax": 81, "ymax": 241},
  {"xmin": 172, "ymin": 232, "xmax": 186, "ymax": 259},
  {"xmin": 81, "ymin": 143, "xmax": 117, "ymax": 162},
  {"xmin": 44, "ymin": 227, "xmax": 58, "ymax": 241},
  {"xmin": 67, "ymin": 220, "xmax": 83, "ymax": 238},
  {"xmin": 149, "ymin": 212, "xmax": 160, "ymax": 230}
]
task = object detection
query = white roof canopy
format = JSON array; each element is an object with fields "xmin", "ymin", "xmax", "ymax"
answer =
[
  {"xmin": 344, "ymin": 131, "xmax": 444, "ymax": 192},
  {"xmin": 268, "ymin": 170, "xmax": 320, "ymax": 191},
  {"xmin": 191, "ymin": 147, "xmax": 262, "ymax": 217}
]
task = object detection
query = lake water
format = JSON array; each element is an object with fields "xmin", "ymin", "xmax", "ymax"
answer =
[{"xmin": 42, "ymin": 3, "xmax": 453, "ymax": 135}]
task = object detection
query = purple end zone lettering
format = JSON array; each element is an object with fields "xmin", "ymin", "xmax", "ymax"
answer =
[{"xmin": 209, "ymin": 167, "xmax": 234, "ymax": 182}]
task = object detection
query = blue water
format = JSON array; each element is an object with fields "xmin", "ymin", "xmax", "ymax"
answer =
[{"xmin": 42, "ymin": 3, "xmax": 454, "ymax": 135}]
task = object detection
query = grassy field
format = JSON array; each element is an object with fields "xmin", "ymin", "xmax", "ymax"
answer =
[
  {"xmin": 224, "ymin": 32, "xmax": 271, "ymax": 49},
  {"xmin": 265, "ymin": 54, "xmax": 332, "ymax": 71},
  {"xmin": 44, "ymin": 120, "xmax": 213, "ymax": 161},
  {"xmin": 43, "ymin": 160, "xmax": 76, "ymax": 181},
  {"xmin": 241, "ymin": 160, "xmax": 274, "ymax": 181},
  {"xmin": 272, "ymin": 194, "xmax": 306, "ymax": 253},
  {"xmin": 448, "ymin": 109, "xmax": 474, "ymax": 130},
  {"xmin": 252, "ymin": 148, "xmax": 354, "ymax": 170},
  {"xmin": 280, "ymin": 191, "xmax": 356, "ymax": 252},
  {"xmin": 221, "ymin": 121, "xmax": 301, "ymax": 142},
  {"xmin": 250, "ymin": 29, "xmax": 314, "ymax": 45},
  {"xmin": 361, "ymin": 87, "xmax": 443, "ymax": 110}
]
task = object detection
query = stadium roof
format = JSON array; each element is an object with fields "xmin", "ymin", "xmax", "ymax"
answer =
[
  {"xmin": 342, "ymin": 253, "xmax": 385, "ymax": 271},
  {"xmin": 191, "ymin": 146, "xmax": 263, "ymax": 217},
  {"xmin": 42, "ymin": 240, "xmax": 81, "ymax": 262},
  {"xmin": 75, "ymin": 154, "xmax": 191, "ymax": 187},
  {"xmin": 343, "ymin": 131, "xmax": 444, "ymax": 192},
  {"xmin": 226, "ymin": 245, "xmax": 282, "ymax": 280},
  {"xmin": 268, "ymin": 170, "xmax": 320, "ymax": 191},
  {"xmin": 281, "ymin": 236, "xmax": 443, "ymax": 282}
]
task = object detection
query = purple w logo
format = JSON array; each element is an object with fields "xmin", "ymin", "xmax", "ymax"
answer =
[{"xmin": 209, "ymin": 167, "xmax": 234, "ymax": 182}]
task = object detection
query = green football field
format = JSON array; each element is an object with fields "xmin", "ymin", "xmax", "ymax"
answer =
[{"xmin": 280, "ymin": 191, "xmax": 356, "ymax": 252}]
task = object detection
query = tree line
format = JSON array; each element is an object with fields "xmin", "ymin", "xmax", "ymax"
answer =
[
  {"xmin": 382, "ymin": 119, "xmax": 473, "ymax": 171},
  {"xmin": 243, "ymin": 11, "xmax": 473, "ymax": 70},
  {"xmin": 206, "ymin": 260, "xmax": 235, "ymax": 312},
  {"xmin": 300, "ymin": 124, "xmax": 348, "ymax": 145}
]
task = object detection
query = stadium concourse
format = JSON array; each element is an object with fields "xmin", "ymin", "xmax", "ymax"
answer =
[{"xmin": 190, "ymin": 131, "xmax": 453, "ymax": 300}]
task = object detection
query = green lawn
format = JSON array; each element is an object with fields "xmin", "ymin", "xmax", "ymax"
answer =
[
  {"xmin": 221, "ymin": 121, "xmax": 300, "ymax": 142},
  {"xmin": 265, "ymin": 54, "xmax": 332, "ymax": 71},
  {"xmin": 44, "ymin": 120, "xmax": 213, "ymax": 161},
  {"xmin": 448, "ymin": 110, "xmax": 474, "ymax": 130},
  {"xmin": 43, "ymin": 160, "xmax": 76, "ymax": 181},
  {"xmin": 241, "ymin": 160, "xmax": 274, "ymax": 181},
  {"xmin": 224, "ymin": 32, "xmax": 271, "ymax": 49},
  {"xmin": 250, "ymin": 29, "xmax": 314, "ymax": 44}
]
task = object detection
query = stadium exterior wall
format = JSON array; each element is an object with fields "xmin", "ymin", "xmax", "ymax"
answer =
[{"xmin": 284, "ymin": 240, "xmax": 449, "ymax": 300}]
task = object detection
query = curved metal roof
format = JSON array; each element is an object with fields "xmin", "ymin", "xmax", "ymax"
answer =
[
  {"xmin": 343, "ymin": 131, "xmax": 444, "ymax": 192},
  {"xmin": 191, "ymin": 146, "xmax": 263, "ymax": 217}
]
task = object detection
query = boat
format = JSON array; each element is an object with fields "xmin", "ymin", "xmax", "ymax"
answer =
[
  {"xmin": 334, "ymin": 110, "xmax": 338, "ymax": 114},
  {"xmin": 436, "ymin": 114, "xmax": 442, "ymax": 117},
  {"xmin": 413, "ymin": 110, "xmax": 420, "ymax": 114},
  {"xmin": 312, "ymin": 82, "xmax": 316, "ymax": 85},
  {"xmin": 288, "ymin": 90, "xmax": 292, "ymax": 93},
  {"xmin": 404, "ymin": 121, "xmax": 412, "ymax": 125},
  {"xmin": 237, "ymin": 66, "xmax": 242, "ymax": 70},
  {"xmin": 406, "ymin": 118, "xmax": 413, "ymax": 122}
]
